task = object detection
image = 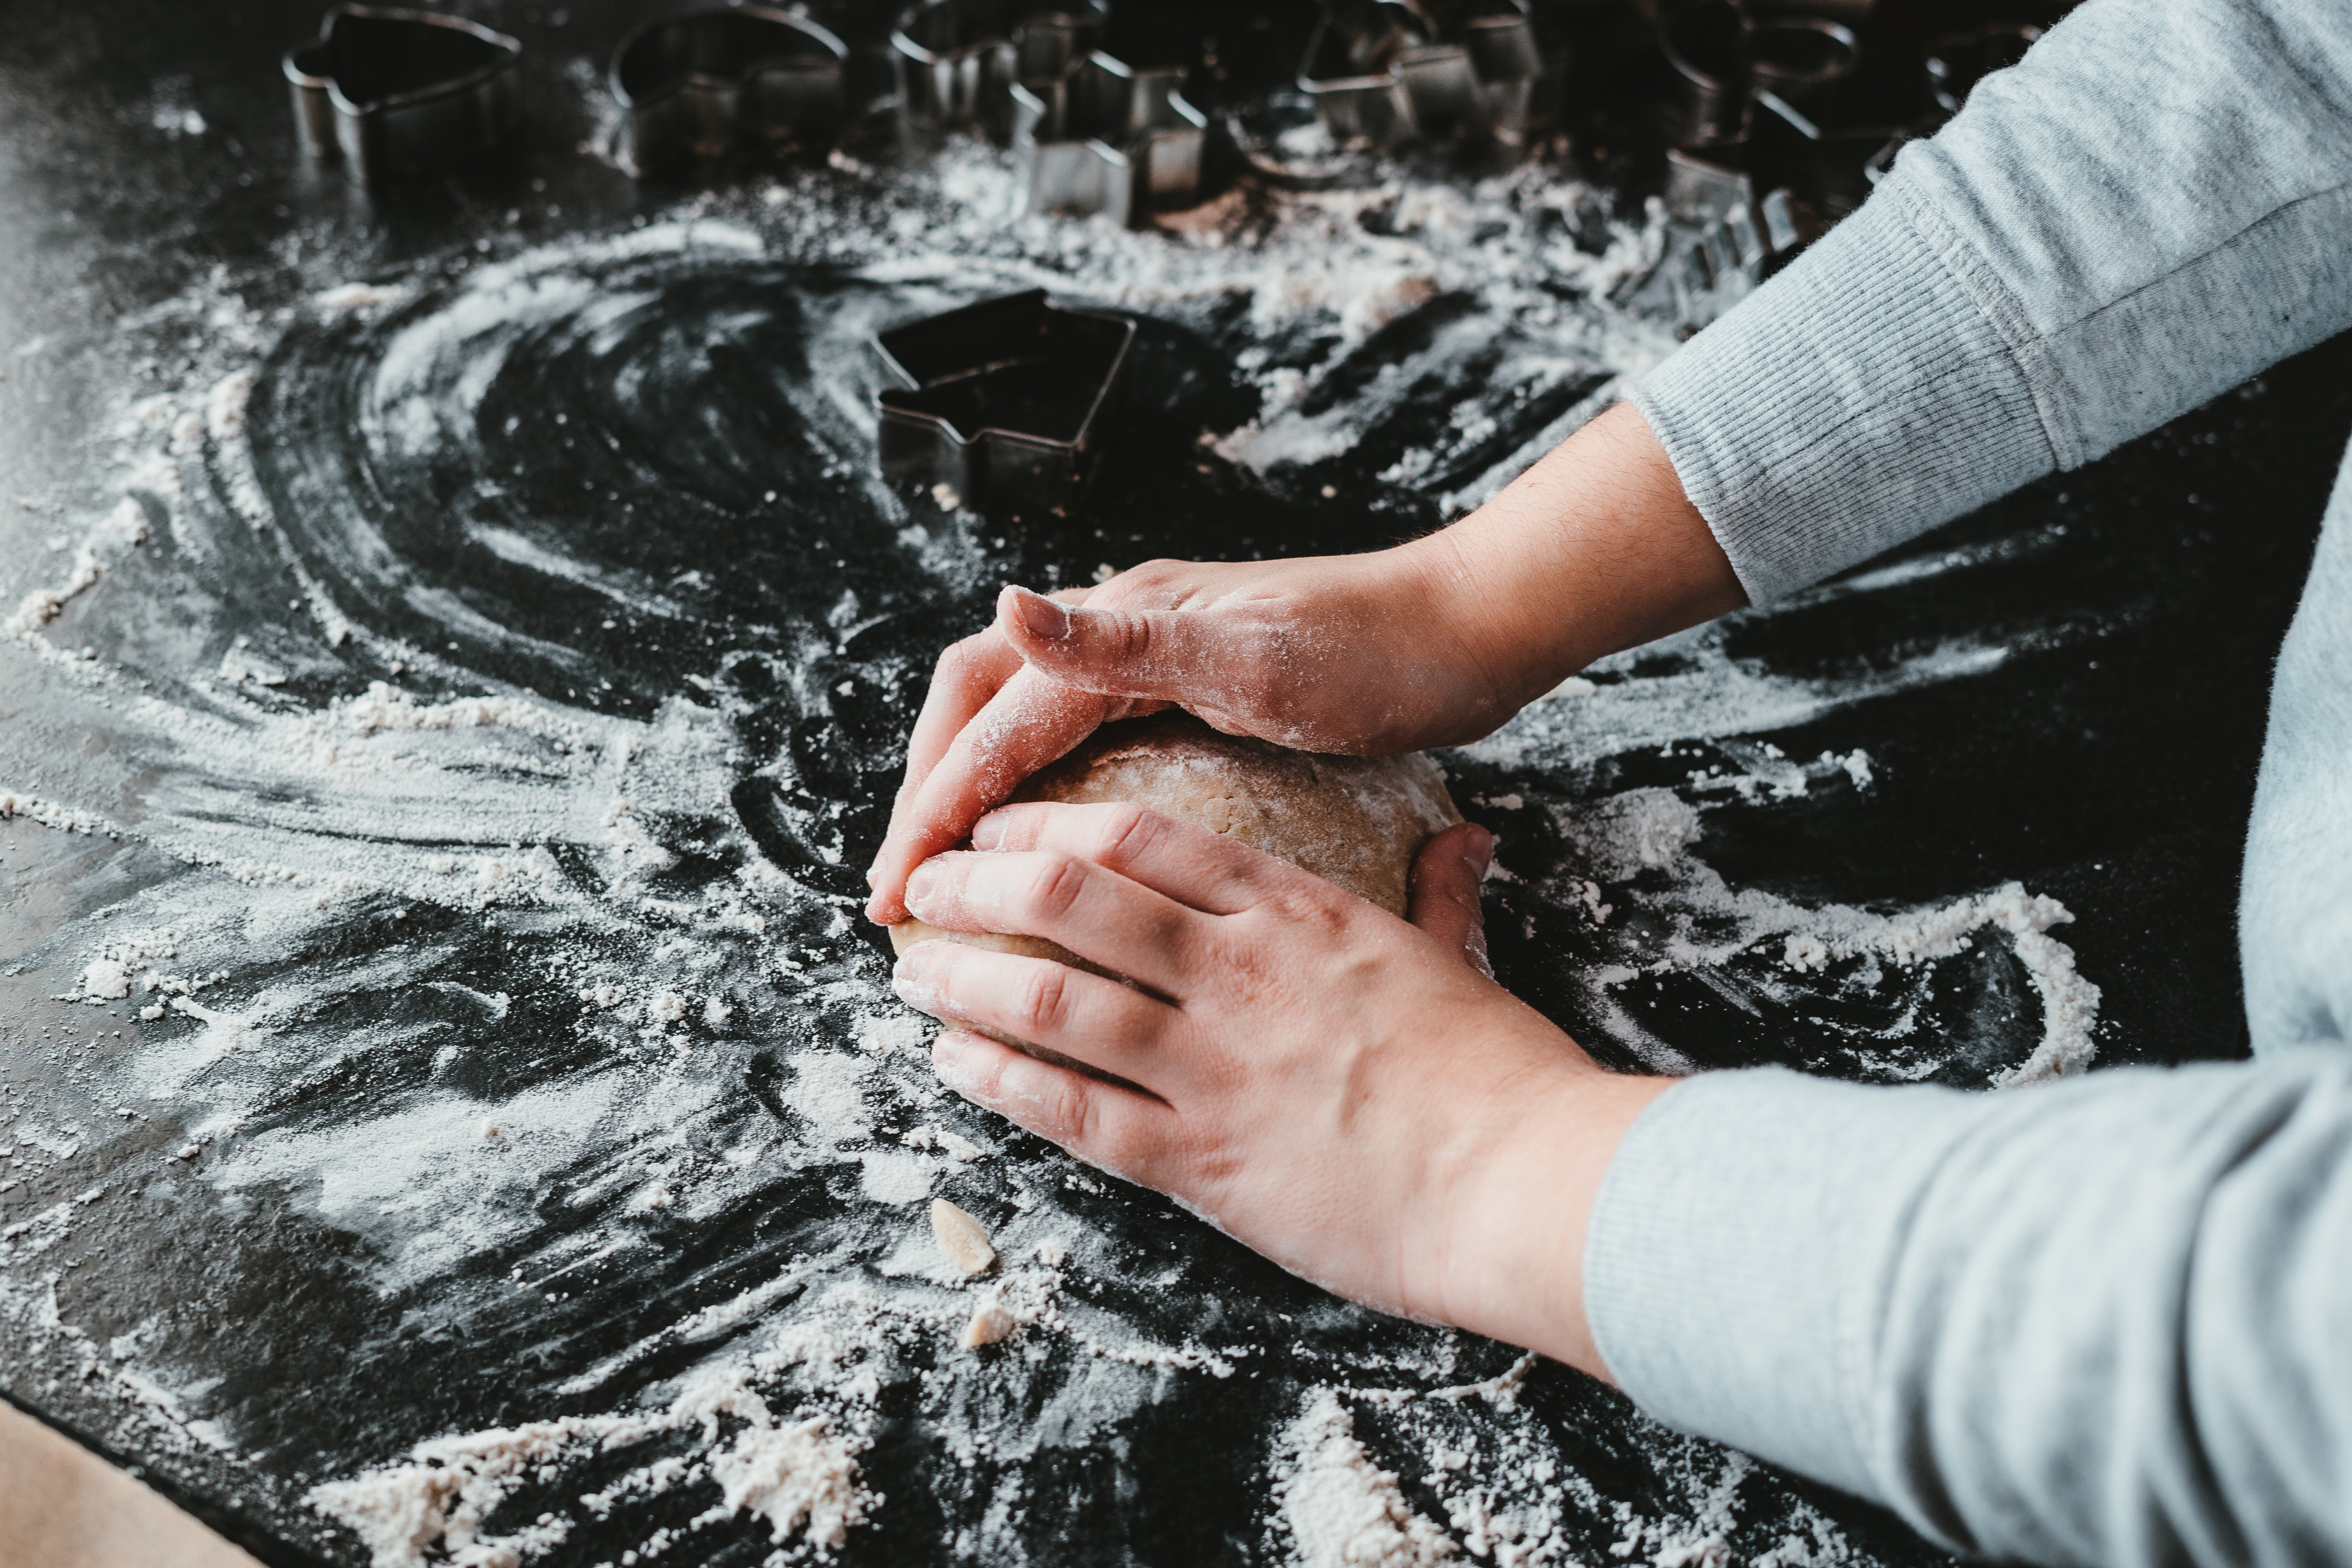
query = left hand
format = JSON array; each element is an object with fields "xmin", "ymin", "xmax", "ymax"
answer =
[{"xmin": 889, "ymin": 802, "xmax": 1672, "ymax": 1376}]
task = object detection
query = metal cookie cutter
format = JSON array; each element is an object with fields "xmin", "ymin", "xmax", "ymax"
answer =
[
  {"xmin": 1650, "ymin": 148, "xmax": 1822, "ymax": 324},
  {"xmin": 1299, "ymin": 0, "xmax": 1540, "ymax": 145},
  {"xmin": 1661, "ymin": 3, "xmax": 1856, "ymax": 150},
  {"xmin": 284, "ymin": 5, "xmax": 523, "ymax": 183},
  {"xmin": 610, "ymin": 6, "xmax": 848, "ymax": 175},
  {"xmin": 891, "ymin": 0, "xmax": 1108, "ymax": 135},
  {"xmin": 1011, "ymin": 53, "xmax": 1206, "ymax": 225},
  {"xmin": 1745, "ymin": 17, "xmax": 1857, "ymax": 110},
  {"xmin": 874, "ymin": 289, "xmax": 1136, "ymax": 517}
]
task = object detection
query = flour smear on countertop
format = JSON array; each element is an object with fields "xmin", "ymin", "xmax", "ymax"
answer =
[{"xmin": 0, "ymin": 124, "xmax": 2102, "ymax": 1568}]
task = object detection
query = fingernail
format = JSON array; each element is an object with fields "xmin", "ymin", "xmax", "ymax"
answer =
[
  {"xmin": 904, "ymin": 862, "xmax": 940, "ymax": 912},
  {"xmin": 1463, "ymin": 824, "xmax": 1494, "ymax": 879},
  {"xmin": 1007, "ymin": 586, "xmax": 1071, "ymax": 642},
  {"xmin": 889, "ymin": 968, "xmax": 936, "ymax": 1020},
  {"xmin": 970, "ymin": 813, "xmax": 1004, "ymax": 851},
  {"xmin": 933, "ymin": 1030, "xmax": 979, "ymax": 1092}
]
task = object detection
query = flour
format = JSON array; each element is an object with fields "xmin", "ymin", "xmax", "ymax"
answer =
[
  {"xmin": 310, "ymin": 1363, "xmax": 875, "ymax": 1567},
  {"xmin": 0, "ymin": 792, "xmax": 114, "ymax": 836},
  {"xmin": 705, "ymin": 1413, "xmax": 869, "ymax": 1549},
  {"xmin": 1274, "ymin": 1390, "xmax": 1455, "ymax": 1568},
  {"xmin": 5, "ymin": 496, "xmax": 147, "ymax": 638},
  {"xmin": 0, "ymin": 111, "xmax": 2126, "ymax": 1568},
  {"xmin": 80, "ymin": 960, "xmax": 132, "ymax": 1000}
]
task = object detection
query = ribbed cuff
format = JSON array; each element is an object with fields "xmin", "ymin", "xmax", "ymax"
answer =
[
  {"xmin": 1583, "ymin": 1067, "xmax": 1985, "ymax": 1503},
  {"xmin": 1630, "ymin": 187, "xmax": 2057, "ymax": 605}
]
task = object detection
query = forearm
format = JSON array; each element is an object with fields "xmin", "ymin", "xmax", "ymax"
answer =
[{"xmin": 1399, "ymin": 403, "xmax": 1747, "ymax": 709}]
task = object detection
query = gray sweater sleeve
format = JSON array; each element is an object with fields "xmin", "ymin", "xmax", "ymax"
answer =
[
  {"xmin": 1628, "ymin": 0, "xmax": 2352, "ymax": 604},
  {"xmin": 1588, "ymin": 1, "xmax": 2352, "ymax": 1561},
  {"xmin": 1584, "ymin": 1060, "xmax": 2352, "ymax": 1566}
]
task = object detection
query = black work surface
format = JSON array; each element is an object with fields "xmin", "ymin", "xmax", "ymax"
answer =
[{"xmin": 2, "ymin": 3, "xmax": 2344, "ymax": 1566}]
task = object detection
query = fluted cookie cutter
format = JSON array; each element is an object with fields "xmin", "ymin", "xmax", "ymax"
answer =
[
  {"xmin": 284, "ymin": 4, "xmax": 523, "ymax": 183},
  {"xmin": 1299, "ymin": 0, "xmax": 1540, "ymax": 144},
  {"xmin": 610, "ymin": 6, "xmax": 848, "ymax": 174},
  {"xmin": 873, "ymin": 289, "xmax": 1136, "ymax": 517},
  {"xmin": 1010, "ymin": 52, "xmax": 1206, "ymax": 225},
  {"xmin": 891, "ymin": 0, "xmax": 1108, "ymax": 134}
]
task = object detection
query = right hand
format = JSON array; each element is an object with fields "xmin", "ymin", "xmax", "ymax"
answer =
[{"xmin": 863, "ymin": 546, "xmax": 1512, "ymax": 924}]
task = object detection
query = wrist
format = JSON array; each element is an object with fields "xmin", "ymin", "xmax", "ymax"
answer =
[
  {"xmin": 1402, "ymin": 403, "xmax": 1746, "ymax": 711},
  {"xmin": 1423, "ymin": 1043, "xmax": 1676, "ymax": 1379}
]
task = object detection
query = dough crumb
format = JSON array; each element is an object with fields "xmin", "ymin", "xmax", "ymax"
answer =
[
  {"xmin": 961, "ymin": 1288, "xmax": 1016, "ymax": 1349},
  {"xmin": 929, "ymin": 1198, "xmax": 995, "ymax": 1275}
]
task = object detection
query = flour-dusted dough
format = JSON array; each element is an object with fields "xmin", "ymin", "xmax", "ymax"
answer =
[{"xmin": 888, "ymin": 712, "xmax": 1463, "ymax": 984}]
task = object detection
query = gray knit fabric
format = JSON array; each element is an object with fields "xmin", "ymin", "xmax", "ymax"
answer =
[
  {"xmin": 1630, "ymin": 0, "xmax": 2352, "ymax": 606},
  {"xmin": 1588, "ymin": 1, "xmax": 2352, "ymax": 1563}
]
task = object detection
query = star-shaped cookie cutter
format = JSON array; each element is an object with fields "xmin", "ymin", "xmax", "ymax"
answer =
[
  {"xmin": 891, "ymin": 0, "xmax": 1108, "ymax": 134},
  {"xmin": 283, "ymin": 4, "xmax": 524, "ymax": 183},
  {"xmin": 873, "ymin": 289, "xmax": 1136, "ymax": 518},
  {"xmin": 1010, "ymin": 52, "xmax": 1206, "ymax": 225},
  {"xmin": 609, "ymin": 6, "xmax": 848, "ymax": 176},
  {"xmin": 1299, "ymin": 0, "xmax": 1540, "ymax": 145}
]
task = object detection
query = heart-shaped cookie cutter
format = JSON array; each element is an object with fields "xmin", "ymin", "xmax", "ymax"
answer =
[
  {"xmin": 1010, "ymin": 52, "xmax": 1206, "ymax": 225},
  {"xmin": 891, "ymin": 0, "xmax": 1108, "ymax": 135},
  {"xmin": 873, "ymin": 289, "xmax": 1136, "ymax": 518},
  {"xmin": 610, "ymin": 6, "xmax": 848, "ymax": 175},
  {"xmin": 284, "ymin": 4, "xmax": 524, "ymax": 183}
]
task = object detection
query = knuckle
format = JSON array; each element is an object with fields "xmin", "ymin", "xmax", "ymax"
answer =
[
  {"xmin": 935, "ymin": 634, "xmax": 991, "ymax": 681},
  {"xmin": 1016, "ymin": 854, "xmax": 1090, "ymax": 923},
  {"xmin": 1270, "ymin": 883, "xmax": 1356, "ymax": 942},
  {"xmin": 1013, "ymin": 962, "xmax": 1074, "ymax": 1033},
  {"xmin": 1108, "ymin": 611, "xmax": 1155, "ymax": 666},
  {"xmin": 1089, "ymin": 802, "xmax": 1159, "ymax": 867},
  {"xmin": 1103, "ymin": 559, "xmax": 1181, "ymax": 601}
]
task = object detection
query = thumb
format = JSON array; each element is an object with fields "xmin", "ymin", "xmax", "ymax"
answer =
[
  {"xmin": 1407, "ymin": 822, "xmax": 1494, "ymax": 977},
  {"xmin": 998, "ymin": 584, "xmax": 1229, "ymax": 704}
]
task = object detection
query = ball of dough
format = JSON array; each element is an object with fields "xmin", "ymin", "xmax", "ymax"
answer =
[{"xmin": 889, "ymin": 712, "xmax": 1463, "ymax": 986}]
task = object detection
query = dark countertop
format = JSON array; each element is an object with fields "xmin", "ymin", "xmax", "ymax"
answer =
[{"xmin": 2, "ymin": 3, "xmax": 2343, "ymax": 1565}]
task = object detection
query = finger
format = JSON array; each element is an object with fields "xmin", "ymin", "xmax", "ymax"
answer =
[
  {"xmin": 895, "ymin": 941, "xmax": 1178, "ymax": 1090},
  {"xmin": 904, "ymin": 845, "xmax": 1209, "ymax": 996},
  {"xmin": 1407, "ymin": 822, "xmax": 1494, "ymax": 977},
  {"xmin": 866, "ymin": 666, "xmax": 1116, "ymax": 924},
  {"xmin": 894, "ymin": 631, "xmax": 1022, "ymax": 812},
  {"xmin": 930, "ymin": 1027, "xmax": 1175, "ymax": 1186},
  {"xmin": 970, "ymin": 800, "xmax": 1292, "ymax": 918},
  {"xmin": 893, "ymin": 587, "xmax": 1092, "ymax": 810},
  {"xmin": 999, "ymin": 583, "xmax": 1267, "ymax": 710},
  {"xmin": 867, "ymin": 632, "xmax": 1025, "ymax": 920}
]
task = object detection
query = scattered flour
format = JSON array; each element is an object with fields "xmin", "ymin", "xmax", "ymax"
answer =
[
  {"xmin": 80, "ymin": 960, "xmax": 132, "ymax": 1000},
  {"xmin": 1, "ymin": 126, "xmax": 2119, "ymax": 1568},
  {"xmin": 6, "ymin": 497, "xmax": 148, "ymax": 637},
  {"xmin": 309, "ymin": 1364, "xmax": 874, "ymax": 1568},
  {"xmin": 1274, "ymin": 1390, "xmax": 1456, "ymax": 1568}
]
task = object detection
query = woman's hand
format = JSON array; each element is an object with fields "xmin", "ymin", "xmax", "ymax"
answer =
[
  {"xmin": 864, "ymin": 403, "xmax": 1744, "ymax": 925},
  {"xmin": 887, "ymin": 802, "xmax": 1673, "ymax": 1375},
  {"xmin": 864, "ymin": 546, "xmax": 1507, "ymax": 923}
]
